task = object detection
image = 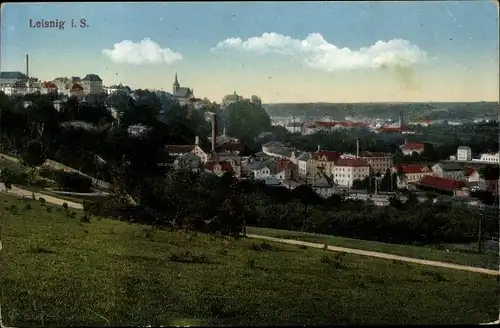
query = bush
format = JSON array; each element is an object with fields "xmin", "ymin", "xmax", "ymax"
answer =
[
  {"xmin": 38, "ymin": 197, "xmax": 46, "ymax": 206},
  {"xmin": 62, "ymin": 202, "xmax": 68, "ymax": 210},
  {"xmin": 55, "ymin": 171, "xmax": 92, "ymax": 193},
  {"xmin": 25, "ymin": 203, "xmax": 33, "ymax": 210},
  {"xmin": 80, "ymin": 215, "xmax": 90, "ymax": 223}
]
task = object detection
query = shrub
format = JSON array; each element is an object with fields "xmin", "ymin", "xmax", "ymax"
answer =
[
  {"xmin": 38, "ymin": 197, "xmax": 46, "ymax": 206},
  {"xmin": 24, "ymin": 203, "xmax": 33, "ymax": 210},
  {"xmin": 55, "ymin": 171, "xmax": 92, "ymax": 193},
  {"xmin": 70, "ymin": 212, "xmax": 77, "ymax": 219},
  {"xmin": 80, "ymin": 215, "xmax": 90, "ymax": 223},
  {"xmin": 62, "ymin": 202, "xmax": 68, "ymax": 210}
]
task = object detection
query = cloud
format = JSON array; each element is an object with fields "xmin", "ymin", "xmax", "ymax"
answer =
[
  {"xmin": 211, "ymin": 32, "xmax": 427, "ymax": 72},
  {"xmin": 103, "ymin": 38, "xmax": 182, "ymax": 65}
]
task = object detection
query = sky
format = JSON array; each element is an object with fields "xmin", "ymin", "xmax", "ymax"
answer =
[{"xmin": 1, "ymin": 1, "xmax": 498, "ymax": 103}]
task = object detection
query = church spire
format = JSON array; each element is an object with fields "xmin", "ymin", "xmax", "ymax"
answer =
[{"xmin": 173, "ymin": 72, "xmax": 180, "ymax": 94}]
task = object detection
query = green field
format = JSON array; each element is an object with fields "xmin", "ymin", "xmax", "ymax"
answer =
[
  {"xmin": 1, "ymin": 194, "xmax": 499, "ymax": 326},
  {"xmin": 247, "ymin": 227, "xmax": 499, "ymax": 270}
]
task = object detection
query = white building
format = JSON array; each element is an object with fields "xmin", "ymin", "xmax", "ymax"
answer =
[
  {"xmin": 332, "ymin": 158, "xmax": 371, "ymax": 188},
  {"xmin": 478, "ymin": 153, "xmax": 499, "ymax": 163},
  {"xmin": 456, "ymin": 146, "xmax": 472, "ymax": 161},
  {"xmin": 296, "ymin": 152, "xmax": 311, "ymax": 178}
]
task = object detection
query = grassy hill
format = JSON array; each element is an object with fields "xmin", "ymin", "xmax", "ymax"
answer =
[
  {"xmin": 247, "ymin": 227, "xmax": 499, "ymax": 270},
  {"xmin": 1, "ymin": 194, "xmax": 499, "ymax": 326}
]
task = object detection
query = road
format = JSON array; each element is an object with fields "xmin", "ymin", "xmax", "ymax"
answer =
[
  {"xmin": 246, "ymin": 234, "xmax": 500, "ymax": 276},
  {"xmin": 1, "ymin": 182, "xmax": 498, "ymax": 276},
  {"xmin": 0, "ymin": 182, "xmax": 83, "ymax": 209}
]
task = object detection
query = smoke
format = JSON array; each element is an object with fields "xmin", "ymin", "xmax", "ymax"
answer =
[{"xmin": 379, "ymin": 63, "xmax": 421, "ymax": 91}]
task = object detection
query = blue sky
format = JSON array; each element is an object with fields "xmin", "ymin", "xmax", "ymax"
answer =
[{"xmin": 1, "ymin": 2, "xmax": 498, "ymax": 103}]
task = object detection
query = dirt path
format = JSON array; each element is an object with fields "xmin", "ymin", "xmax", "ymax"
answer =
[
  {"xmin": 246, "ymin": 234, "xmax": 500, "ymax": 276},
  {"xmin": 0, "ymin": 183, "xmax": 83, "ymax": 209}
]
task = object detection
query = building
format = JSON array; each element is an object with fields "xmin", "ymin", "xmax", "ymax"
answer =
[
  {"xmin": 296, "ymin": 152, "xmax": 311, "ymax": 179},
  {"xmin": 209, "ymin": 152, "xmax": 242, "ymax": 178},
  {"xmin": 174, "ymin": 153, "xmax": 202, "ymax": 172},
  {"xmin": 400, "ymin": 140, "xmax": 425, "ymax": 156},
  {"xmin": 0, "ymin": 71, "xmax": 28, "ymax": 86},
  {"xmin": 392, "ymin": 164, "xmax": 433, "ymax": 189},
  {"xmin": 332, "ymin": 158, "xmax": 371, "ymax": 188},
  {"xmin": 478, "ymin": 153, "xmax": 499, "ymax": 163},
  {"xmin": 104, "ymin": 84, "xmax": 130, "ymax": 95},
  {"xmin": 431, "ymin": 162, "xmax": 465, "ymax": 180},
  {"xmin": 166, "ymin": 138, "xmax": 209, "ymax": 164},
  {"xmin": 308, "ymin": 150, "xmax": 342, "ymax": 178},
  {"xmin": 172, "ymin": 73, "xmax": 195, "ymax": 106},
  {"xmin": 41, "ymin": 81, "xmax": 58, "ymax": 94},
  {"xmin": 357, "ymin": 151, "xmax": 393, "ymax": 174},
  {"xmin": 285, "ymin": 121, "xmax": 304, "ymax": 134},
  {"xmin": 202, "ymin": 161, "xmax": 233, "ymax": 176},
  {"xmin": 250, "ymin": 95, "xmax": 262, "ymax": 107},
  {"xmin": 70, "ymin": 83, "xmax": 85, "ymax": 99},
  {"xmin": 416, "ymin": 176, "xmax": 469, "ymax": 197},
  {"xmin": 464, "ymin": 167, "xmax": 482, "ymax": 188},
  {"xmin": 310, "ymin": 171, "xmax": 338, "ymax": 198},
  {"xmin": 456, "ymin": 146, "xmax": 472, "ymax": 161},
  {"xmin": 81, "ymin": 74, "xmax": 103, "ymax": 95},
  {"xmin": 221, "ymin": 92, "xmax": 243, "ymax": 107}
]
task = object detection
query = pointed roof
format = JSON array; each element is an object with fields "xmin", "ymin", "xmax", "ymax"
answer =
[{"xmin": 173, "ymin": 73, "xmax": 179, "ymax": 86}]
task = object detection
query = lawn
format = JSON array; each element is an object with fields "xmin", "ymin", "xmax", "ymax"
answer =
[
  {"xmin": 1, "ymin": 194, "xmax": 498, "ymax": 326},
  {"xmin": 247, "ymin": 226, "xmax": 499, "ymax": 270}
]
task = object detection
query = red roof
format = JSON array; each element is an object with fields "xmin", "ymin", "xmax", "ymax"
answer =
[
  {"xmin": 401, "ymin": 142, "xmax": 425, "ymax": 151},
  {"xmin": 418, "ymin": 176, "xmax": 466, "ymax": 191},
  {"xmin": 71, "ymin": 83, "xmax": 83, "ymax": 91},
  {"xmin": 43, "ymin": 81, "xmax": 57, "ymax": 89},
  {"xmin": 203, "ymin": 161, "xmax": 233, "ymax": 173},
  {"xmin": 394, "ymin": 164, "xmax": 430, "ymax": 174},
  {"xmin": 359, "ymin": 151, "xmax": 392, "ymax": 158},
  {"xmin": 315, "ymin": 121, "xmax": 338, "ymax": 128},
  {"xmin": 277, "ymin": 158, "xmax": 296, "ymax": 172},
  {"xmin": 335, "ymin": 158, "xmax": 370, "ymax": 168},
  {"xmin": 464, "ymin": 167, "xmax": 477, "ymax": 177},
  {"xmin": 313, "ymin": 150, "xmax": 342, "ymax": 162},
  {"xmin": 377, "ymin": 127, "xmax": 410, "ymax": 133}
]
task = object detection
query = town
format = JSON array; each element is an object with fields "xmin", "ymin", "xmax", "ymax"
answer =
[{"xmin": 1, "ymin": 2, "xmax": 499, "ymax": 327}]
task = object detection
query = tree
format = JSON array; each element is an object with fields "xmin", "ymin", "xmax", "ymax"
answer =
[{"xmin": 22, "ymin": 140, "xmax": 47, "ymax": 199}]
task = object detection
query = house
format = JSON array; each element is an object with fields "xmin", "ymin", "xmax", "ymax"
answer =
[
  {"xmin": 400, "ymin": 140, "xmax": 425, "ymax": 156},
  {"xmin": 0, "ymin": 71, "xmax": 28, "ymax": 86},
  {"xmin": 247, "ymin": 160, "xmax": 276, "ymax": 180},
  {"xmin": 166, "ymin": 137, "xmax": 209, "ymax": 163},
  {"xmin": 202, "ymin": 161, "xmax": 233, "ymax": 177},
  {"xmin": 70, "ymin": 83, "xmax": 85, "ymax": 99},
  {"xmin": 52, "ymin": 99, "xmax": 65, "ymax": 112},
  {"xmin": 432, "ymin": 162, "xmax": 465, "ymax": 180},
  {"xmin": 81, "ymin": 74, "xmax": 103, "ymax": 95},
  {"xmin": 209, "ymin": 152, "xmax": 242, "ymax": 178},
  {"xmin": 478, "ymin": 153, "xmax": 499, "ymax": 163},
  {"xmin": 174, "ymin": 153, "xmax": 201, "ymax": 172},
  {"xmin": 250, "ymin": 95, "xmax": 262, "ymax": 107},
  {"xmin": 332, "ymin": 158, "xmax": 370, "ymax": 188},
  {"xmin": 464, "ymin": 167, "xmax": 481, "ymax": 185},
  {"xmin": 392, "ymin": 164, "xmax": 433, "ymax": 189},
  {"xmin": 456, "ymin": 146, "xmax": 472, "ymax": 161},
  {"xmin": 221, "ymin": 92, "xmax": 243, "ymax": 107},
  {"xmin": 172, "ymin": 73, "xmax": 195, "ymax": 106},
  {"xmin": 310, "ymin": 171, "xmax": 338, "ymax": 198},
  {"xmin": 416, "ymin": 176, "xmax": 469, "ymax": 197},
  {"xmin": 41, "ymin": 81, "xmax": 58, "ymax": 94},
  {"xmin": 358, "ymin": 151, "xmax": 393, "ymax": 174},
  {"xmin": 296, "ymin": 152, "xmax": 311, "ymax": 179},
  {"xmin": 275, "ymin": 158, "xmax": 297, "ymax": 180},
  {"xmin": 285, "ymin": 121, "xmax": 304, "ymax": 134},
  {"xmin": 308, "ymin": 149, "xmax": 342, "ymax": 178}
]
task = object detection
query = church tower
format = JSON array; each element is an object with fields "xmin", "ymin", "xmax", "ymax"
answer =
[{"xmin": 173, "ymin": 73, "xmax": 180, "ymax": 94}]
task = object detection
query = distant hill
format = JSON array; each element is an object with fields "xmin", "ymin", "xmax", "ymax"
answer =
[{"xmin": 263, "ymin": 102, "xmax": 499, "ymax": 121}]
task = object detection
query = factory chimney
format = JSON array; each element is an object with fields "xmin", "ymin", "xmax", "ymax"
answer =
[
  {"xmin": 25, "ymin": 54, "xmax": 30, "ymax": 88},
  {"xmin": 356, "ymin": 138, "xmax": 359, "ymax": 158},
  {"xmin": 211, "ymin": 113, "xmax": 217, "ymax": 152}
]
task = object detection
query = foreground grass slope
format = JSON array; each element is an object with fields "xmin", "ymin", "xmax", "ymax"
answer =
[
  {"xmin": 247, "ymin": 227, "xmax": 499, "ymax": 270},
  {"xmin": 1, "ymin": 195, "xmax": 499, "ymax": 326}
]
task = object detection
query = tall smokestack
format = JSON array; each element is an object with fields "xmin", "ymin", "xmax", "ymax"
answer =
[
  {"xmin": 26, "ymin": 54, "xmax": 29, "ymax": 87},
  {"xmin": 211, "ymin": 113, "xmax": 217, "ymax": 152},
  {"xmin": 356, "ymin": 138, "xmax": 359, "ymax": 158}
]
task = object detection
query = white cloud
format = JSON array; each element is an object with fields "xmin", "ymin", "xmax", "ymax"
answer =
[
  {"xmin": 103, "ymin": 38, "xmax": 182, "ymax": 65},
  {"xmin": 211, "ymin": 32, "xmax": 427, "ymax": 72}
]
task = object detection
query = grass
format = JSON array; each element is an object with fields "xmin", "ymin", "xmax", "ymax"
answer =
[
  {"xmin": 246, "ymin": 226, "xmax": 499, "ymax": 270},
  {"xmin": 1, "ymin": 194, "xmax": 499, "ymax": 326},
  {"xmin": 18, "ymin": 185, "xmax": 108, "ymax": 204}
]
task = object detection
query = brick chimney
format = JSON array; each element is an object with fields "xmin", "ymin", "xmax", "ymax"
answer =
[{"xmin": 211, "ymin": 113, "xmax": 217, "ymax": 152}]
